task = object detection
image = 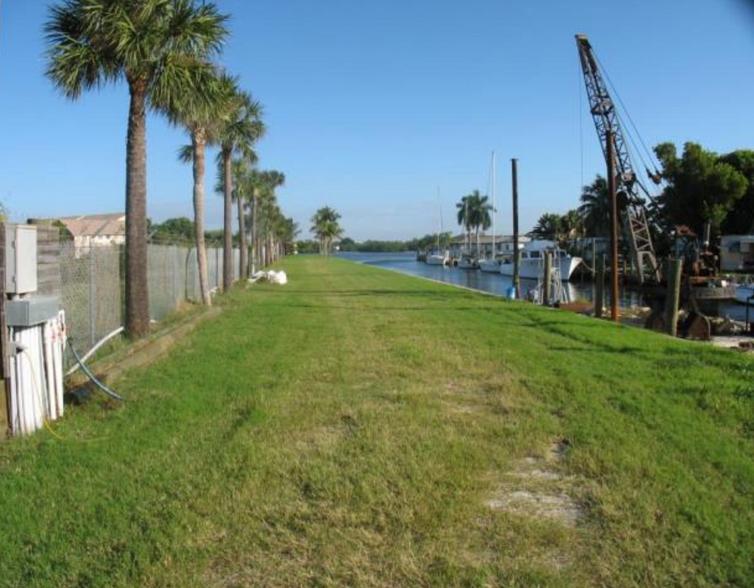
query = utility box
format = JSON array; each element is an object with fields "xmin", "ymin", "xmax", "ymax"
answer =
[
  {"xmin": 5, "ymin": 225, "xmax": 37, "ymax": 295},
  {"xmin": 6, "ymin": 296, "xmax": 60, "ymax": 327}
]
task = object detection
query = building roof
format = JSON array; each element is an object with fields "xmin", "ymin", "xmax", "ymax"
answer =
[
  {"xmin": 451, "ymin": 233, "xmax": 531, "ymax": 244},
  {"xmin": 59, "ymin": 213, "xmax": 125, "ymax": 238}
]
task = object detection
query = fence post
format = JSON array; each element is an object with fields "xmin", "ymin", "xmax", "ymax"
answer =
[
  {"xmin": 89, "ymin": 245, "xmax": 96, "ymax": 347},
  {"xmin": 0, "ymin": 225, "xmax": 11, "ymax": 436}
]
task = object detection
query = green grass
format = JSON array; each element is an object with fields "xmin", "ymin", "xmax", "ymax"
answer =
[{"xmin": 0, "ymin": 255, "xmax": 753, "ymax": 587}]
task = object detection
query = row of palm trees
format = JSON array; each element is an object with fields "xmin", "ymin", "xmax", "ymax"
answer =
[
  {"xmin": 310, "ymin": 207, "xmax": 343, "ymax": 255},
  {"xmin": 45, "ymin": 0, "xmax": 292, "ymax": 337},
  {"xmin": 456, "ymin": 190, "xmax": 493, "ymax": 252}
]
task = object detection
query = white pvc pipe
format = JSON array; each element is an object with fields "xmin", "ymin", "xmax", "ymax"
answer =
[{"xmin": 65, "ymin": 325, "xmax": 124, "ymax": 377}]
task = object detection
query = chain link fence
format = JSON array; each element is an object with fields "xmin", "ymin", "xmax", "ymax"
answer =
[{"xmin": 55, "ymin": 238, "xmax": 239, "ymax": 365}]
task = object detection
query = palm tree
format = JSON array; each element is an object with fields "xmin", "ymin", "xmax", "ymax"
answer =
[
  {"xmin": 462, "ymin": 190, "xmax": 492, "ymax": 255},
  {"xmin": 170, "ymin": 68, "xmax": 233, "ymax": 307},
  {"xmin": 249, "ymin": 170, "xmax": 285, "ymax": 272},
  {"xmin": 216, "ymin": 79, "xmax": 265, "ymax": 291},
  {"xmin": 456, "ymin": 195, "xmax": 473, "ymax": 250},
  {"xmin": 45, "ymin": 0, "xmax": 228, "ymax": 337},
  {"xmin": 531, "ymin": 213, "xmax": 561, "ymax": 240},
  {"xmin": 311, "ymin": 207, "xmax": 342, "ymax": 255},
  {"xmin": 578, "ymin": 175, "xmax": 610, "ymax": 236}
]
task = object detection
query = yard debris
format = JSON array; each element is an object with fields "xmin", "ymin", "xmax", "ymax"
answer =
[{"xmin": 250, "ymin": 270, "xmax": 288, "ymax": 285}]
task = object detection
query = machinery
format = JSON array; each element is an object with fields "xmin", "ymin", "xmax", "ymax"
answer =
[
  {"xmin": 576, "ymin": 34, "xmax": 661, "ymax": 285},
  {"xmin": 576, "ymin": 35, "xmax": 734, "ymax": 339}
]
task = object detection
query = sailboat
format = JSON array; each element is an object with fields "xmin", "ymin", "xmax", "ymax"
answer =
[
  {"xmin": 457, "ymin": 196, "xmax": 477, "ymax": 269},
  {"xmin": 479, "ymin": 151, "xmax": 502, "ymax": 273},
  {"xmin": 426, "ymin": 190, "xmax": 449, "ymax": 265}
]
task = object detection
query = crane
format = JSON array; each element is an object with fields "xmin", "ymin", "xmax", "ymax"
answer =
[{"xmin": 575, "ymin": 34, "xmax": 661, "ymax": 284}]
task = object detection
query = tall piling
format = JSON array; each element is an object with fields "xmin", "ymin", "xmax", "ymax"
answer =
[
  {"xmin": 664, "ymin": 258, "xmax": 683, "ymax": 337},
  {"xmin": 543, "ymin": 250, "xmax": 552, "ymax": 306},
  {"xmin": 607, "ymin": 130, "xmax": 620, "ymax": 322},
  {"xmin": 511, "ymin": 158, "xmax": 520, "ymax": 298},
  {"xmin": 595, "ymin": 253, "xmax": 605, "ymax": 318}
]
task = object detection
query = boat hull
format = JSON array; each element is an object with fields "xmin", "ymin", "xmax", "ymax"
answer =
[
  {"xmin": 426, "ymin": 255, "xmax": 448, "ymax": 266},
  {"xmin": 457, "ymin": 258, "xmax": 477, "ymax": 269},
  {"xmin": 499, "ymin": 256, "xmax": 582, "ymax": 280},
  {"xmin": 478, "ymin": 259, "xmax": 501, "ymax": 273},
  {"xmin": 735, "ymin": 285, "xmax": 754, "ymax": 305}
]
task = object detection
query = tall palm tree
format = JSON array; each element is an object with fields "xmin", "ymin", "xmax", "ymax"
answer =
[
  {"xmin": 462, "ymin": 190, "xmax": 492, "ymax": 254},
  {"xmin": 169, "ymin": 67, "xmax": 232, "ymax": 307},
  {"xmin": 456, "ymin": 195, "xmax": 473, "ymax": 250},
  {"xmin": 45, "ymin": 0, "xmax": 228, "ymax": 337},
  {"xmin": 229, "ymin": 155, "xmax": 258, "ymax": 280},
  {"xmin": 578, "ymin": 175, "xmax": 610, "ymax": 237},
  {"xmin": 311, "ymin": 207, "xmax": 342, "ymax": 255},
  {"xmin": 243, "ymin": 169, "xmax": 285, "ymax": 272},
  {"xmin": 216, "ymin": 78, "xmax": 265, "ymax": 291}
]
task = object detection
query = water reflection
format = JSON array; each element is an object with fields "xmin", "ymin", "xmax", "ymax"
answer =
[{"xmin": 335, "ymin": 251, "xmax": 746, "ymax": 321}]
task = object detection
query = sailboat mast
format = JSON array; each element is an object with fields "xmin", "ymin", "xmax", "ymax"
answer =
[
  {"xmin": 491, "ymin": 151, "xmax": 496, "ymax": 258},
  {"xmin": 436, "ymin": 187, "xmax": 441, "ymax": 251}
]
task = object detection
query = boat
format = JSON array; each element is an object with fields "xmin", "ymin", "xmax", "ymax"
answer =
[
  {"xmin": 479, "ymin": 257, "xmax": 503, "ymax": 273},
  {"xmin": 425, "ymin": 190, "xmax": 449, "ymax": 266},
  {"xmin": 735, "ymin": 283, "xmax": 754, "ymax": 305},
  {"xmin": 499, "ymin": 240, "xmax": 582, "ymax": 280},
  {"xmin": 478, "ymin": 151, "xmax": 500, "ymax": 274},
  {"xmin": 457, "ymin": 253, "xmax": 477, "ymax": 269}
]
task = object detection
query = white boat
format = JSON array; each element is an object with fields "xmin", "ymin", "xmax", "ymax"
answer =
[
  {"xmin": 735, "ymin": 284, "xmax": 754, "ymax": 305},
  {"xmin": 479, "ymin": 257, "xmax": 502, "ymax": 273},
  {"xmin": 457, "ymin": 253, "xmax": 477, "ymax": 269},
  {"xmin": 499, "ymin": 240, "xmax": 582, "ymax": 280},
  {"xmin": 426, "ymin": 252, "xmax": 449, "ymax": 265}
]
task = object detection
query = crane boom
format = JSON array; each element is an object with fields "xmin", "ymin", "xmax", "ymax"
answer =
[{"xmin": 575, "ymin": 34, "xmax": 660, "ymax": 284}]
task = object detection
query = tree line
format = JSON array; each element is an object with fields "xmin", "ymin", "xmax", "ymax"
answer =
[
  {"xmin": 532, "ymin": 142, "xmax": 754, "ymax": 249},
  {"xmin": 45, "ymin": 0, "xmax": 294, "ymax": 338}
]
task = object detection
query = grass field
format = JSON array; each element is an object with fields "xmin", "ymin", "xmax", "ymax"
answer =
[{"xmin": 0, "ymin": 255, "xmax": 753, "ymax": 587}]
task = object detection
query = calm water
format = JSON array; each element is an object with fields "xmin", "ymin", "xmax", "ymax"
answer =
[{"xmin": 336, "ymin": 251, "xmax": 748, "ymax": 321}]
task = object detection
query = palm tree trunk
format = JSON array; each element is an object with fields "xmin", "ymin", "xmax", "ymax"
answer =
[
  {"xmin": 222, "ymin": 147, "xmax": 233, "ymax": 291},
  {"xmin": 125, "ymin": 78, "xmax": 150, "ymax": 338},
  {"xmin": 192, "ymin": 129, "xmax": 210, "ymax": 306},
  {"xmin": 251, "ymin": 190, "xmax": 258, "ymax": 272},
  {"xmin": 237, "ymin": 193, "xmax": 247, "ymax": 280}
]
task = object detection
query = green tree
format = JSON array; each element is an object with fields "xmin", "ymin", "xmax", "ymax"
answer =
[
  {"xmin": 216, "ymin": 80, "xmax": 265, "ymax": 290},
  {"xmin": 720, "ymin": 150, "xmax": 754, "ymax": 234},
  {"xmin": 654, "ymin": 142, "xmax": 748, "ymax": 235},
  {"xmin": 170, "ymin": 67, "xmax": 233, "ymax": 306},
  {"xmin": 45, "ymin": 0, "xmax": 228, "ymax": 337},
  {"xmin": 311, "ymin": 207, "xmax": 343, "ymax": 255},
  {"xmin": 531, "ymin": 213, "xmax": 561, "ymax": 240},
  {"xmin": 151, "ymin": 217, "xmax": 195, "ymax": 243},
  {"xmin": 578, "ymin": 175, "xmax": 610, "ymax": 236}
]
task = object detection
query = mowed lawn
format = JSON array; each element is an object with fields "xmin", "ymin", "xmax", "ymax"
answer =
[{"xmin": 0, "ymin": 256, "xmax": 753, "ymax": 588}]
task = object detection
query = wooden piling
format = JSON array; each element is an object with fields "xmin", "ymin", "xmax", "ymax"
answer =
[
  {"xmin": 664, "ymin": 258, "xmax": 683, "ymax": 337},
  {"xmin": 543, "ymin": 250, "xmax": 552, "ymax": 306},
  {"xmin": 595, "ymin": 253, "xmax": 605, "ymax": 318}
]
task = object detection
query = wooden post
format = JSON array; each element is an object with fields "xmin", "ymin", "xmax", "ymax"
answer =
[
  {"xmin": 595, "ymin": 253, "xmax": 605, "ymax": 318},
  {"xmin": 664, "ymin": 258, "xmax": 683, "ymax": 337},
  {"xmin": 511, "ymin": 158, "xmax": 521, "ymax": 298},
  {"xmin": 543, "ymin": 250, "xmax": 552, "ymax": 306},
  {"xmin": 607, "ymin": 130, "xmax": 620, "ymax": 322}
]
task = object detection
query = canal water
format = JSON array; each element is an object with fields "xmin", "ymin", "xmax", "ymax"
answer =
[{"xmin": 336, "ymin": 251, "xmax": 748, "ymax": 322}]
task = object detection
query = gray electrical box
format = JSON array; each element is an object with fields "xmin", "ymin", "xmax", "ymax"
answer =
[
  {"xmin": 6, "ymin": 296, "xmax": 59, "ymax": 327},
  {"xmin": 6, "ymin": 225, "xmax": 38, "ymax": 294}
]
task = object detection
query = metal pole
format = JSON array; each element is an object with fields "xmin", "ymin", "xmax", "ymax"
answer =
[
  {"xmin": 607, "ymin": 130, "xmax": 620, "ymax": 322},
  {"xmin": 89, "ymin": 246, "xmax": 96, "ymax": 347},
  {"xmin": 0, "ymin": 223, "xmax": 12, "ymax": 436},
  {"xmin": 511, "ymin": 158, "xmax": 520, "ymax": 298},
  {"xmin": 664, "ymin": 258, "xmax": 683, "ymax": 337}
]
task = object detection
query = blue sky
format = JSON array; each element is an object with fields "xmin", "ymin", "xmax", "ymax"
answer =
[{"xmin": 1, "ymin": 0, "xmax": 754, "ymax": 240}]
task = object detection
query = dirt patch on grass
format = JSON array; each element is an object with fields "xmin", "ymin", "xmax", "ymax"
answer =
[{"xmin": 484, "ymin": 438, "xmax": 584, "ymax": 528}]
